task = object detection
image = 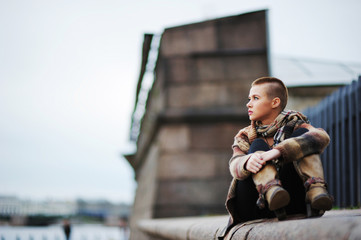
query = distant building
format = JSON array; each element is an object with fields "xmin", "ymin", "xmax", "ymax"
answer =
[
  {"xmin": 76, "ymin": 199, "xmax": 130, "ymax": 219},
  {"xmin": 0, "ymin": 195, "xmax": 131, "ymax": 226},
  {"xmin": 0, "ymin": 195, "xmax": 76, "ymax": 216}
]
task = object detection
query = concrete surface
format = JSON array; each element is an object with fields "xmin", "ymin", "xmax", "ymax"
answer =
[{"xmin": 138, "ymin": 209, "xmax": 361, "ymax": 240}]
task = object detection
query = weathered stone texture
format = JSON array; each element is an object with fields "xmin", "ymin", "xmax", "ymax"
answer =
[
  {"xmin": 156, "ymin": 179, "xmax": 230, "ymax": 206},
  {"xmin": 161, "ymin": 23, "xmax": 217, "ymax": 57},
  {"xmin": 153, "ymin": 205, "xmax": 228, "ymax": 219},
  {"xmin": 218, "ymin": 55, "xmax": 268, "ymax": 80},
  {"xmin": 165, "ymin": 55, "xmax": 268, "ymax": 84},
  {"xmin": 158, "ymin": 125, "xmax": 191, "ymax": 152},
  {"xmin": 217, "ymin": 17, "xmax": 266, "ymax": 49},
  {"xmin": 138, "ymin": 210, "xmax": 361, "ymax": 240},
  {"xmin": 167, "ymin": 83, "xmax": 229, "ymax": 108},
  {"xmin": 158, "ymin": 152, "xmax": 220, "ymax": 180},
  {"xmin": 165, "ymin": 55, "xmax": 268, "ymax": 109},
  {"xmin": 190, "ymin": 123, "xmax": 246, "ymax": 150},
  {"xmin": 130, "ymin": 144, "xmax": 160, "ymax": 240},
  {"xmin": 155, "ymin": 122, "xmax": 238, "ymax": 218}
]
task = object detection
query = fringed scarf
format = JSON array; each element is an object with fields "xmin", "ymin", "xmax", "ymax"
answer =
[{"xmin": 234, "ymin": 110, "xmax": 309, "ymax": 152}]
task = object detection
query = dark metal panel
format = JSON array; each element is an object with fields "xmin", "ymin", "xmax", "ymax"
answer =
[
  {"xmin": 340, "ymin": 86, "xmax": 350, "ymax": 207},
  {"xmin": 340, "ymin": 86, "xmax": 348, "ymax": 206},
  {"xmin": 348, "ymin": 81, "xmax": 355, "ymax": 206},
  {"xmin": 321, "ymin": 99, "xmax": 328, "ymax": 182},
  {"xmin": 304, "ymin": 76, "xmax": 361, "ymax": 208},
  {"xmin": 356, "ymin": 77, "xmax": 361, "ymax": 206},
  {"xmin": 328, "ymin": 93, "xmax": 336, "ymax": 199},
  {"xmin": 334, "ymin": 88, "xmax": 342, "ymax": 206}
]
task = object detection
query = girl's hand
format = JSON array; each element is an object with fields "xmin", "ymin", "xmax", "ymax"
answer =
[
  {"xmin": 246, "ymin": 152, "xmax": 265, "ymax": 173},
  {"xmin": 261, "ymin": 149, "xmax": 281, "ymax": 162},
  {"xmin": 246, "ymin": 149, "xmax": 281, "ymax": 174}
]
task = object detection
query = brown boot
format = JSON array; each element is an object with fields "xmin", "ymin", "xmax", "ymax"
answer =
[
  {"xmin": 253, "ymin": 163, "xmax": 290, "ymax": 219},
  {"xmin": 294, "ymin": 154, "xmax": 333, "ymax": 216}
]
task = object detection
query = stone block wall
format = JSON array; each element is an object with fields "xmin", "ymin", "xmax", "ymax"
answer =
[
  {"xmin": 153, "ymin": 122, "xmax": 242, "ymax": 218},
  {"xmin": 127, "ymin": 10, "xmax": 270, "ymax": 240}
]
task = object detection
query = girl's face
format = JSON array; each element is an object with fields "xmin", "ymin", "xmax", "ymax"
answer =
[{"xmin": 246, "ymin": 84, "xmax": 276, "ymax": 125}]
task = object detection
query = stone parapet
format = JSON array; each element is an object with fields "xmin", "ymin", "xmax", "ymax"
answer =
[{"xmin": 138, "ymin": 209, "xmax": 361, "ymax": 240}]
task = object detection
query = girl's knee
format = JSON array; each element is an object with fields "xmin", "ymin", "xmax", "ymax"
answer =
[
  {"xmin": 249, "ymin": 138, "xmax": 270, "ymax": 153},
  {"xmin": 291, "ymin": 128, "xmax": 308, "ymax": 137}
]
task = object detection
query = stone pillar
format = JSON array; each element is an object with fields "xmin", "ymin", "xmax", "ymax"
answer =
[{"xmin": 127, "ymin": 10, "xmax": 269, "ymax": 240}]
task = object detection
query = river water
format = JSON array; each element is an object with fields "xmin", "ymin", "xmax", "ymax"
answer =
[{"xmin": 0, "ymin": 225, "xmax": 129, "ymax": 240}]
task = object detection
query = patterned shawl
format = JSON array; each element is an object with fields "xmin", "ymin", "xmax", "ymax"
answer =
[{"xmin": 234, "ymin": 110, "xmax": 309, "ymax": 152}]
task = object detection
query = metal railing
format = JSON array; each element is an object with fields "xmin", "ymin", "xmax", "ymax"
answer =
[{"xmin": 303, "ymin": 76, "xmax": 361, "ymax": 208}]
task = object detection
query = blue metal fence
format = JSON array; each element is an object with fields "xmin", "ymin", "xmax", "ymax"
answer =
[{"xmin": 303, "ymin": 76, "xmax": 361, "ymax": 208}]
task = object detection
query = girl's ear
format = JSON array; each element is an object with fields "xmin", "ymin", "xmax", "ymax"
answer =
[{"xmin": 272, "ymin": 97, "xmax": 281, "ymax": 109}]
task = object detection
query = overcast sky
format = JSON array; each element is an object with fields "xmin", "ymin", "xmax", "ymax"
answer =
[{"xmin": 1, "ymin": 0, "xmax": 360, "ymax": 204}]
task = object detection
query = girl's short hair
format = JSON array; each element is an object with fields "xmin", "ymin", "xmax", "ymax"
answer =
[{"xmin": 252, "ymin": 77, "xmax": 288, "ymax": 110}]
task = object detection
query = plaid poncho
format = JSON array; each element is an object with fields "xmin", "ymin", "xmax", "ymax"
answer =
[{"xmin": 219, "ymin": 110, "xmax": 330, "ymax": 238}]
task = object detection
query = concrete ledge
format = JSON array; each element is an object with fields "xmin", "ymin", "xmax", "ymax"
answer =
[
  {"xmin": 139, "ymin": 215, "xmax": 228, "ymax": 240},
  {"xmin": 138, "ymin": 209, "xmax": 361, "ymax": 240}
]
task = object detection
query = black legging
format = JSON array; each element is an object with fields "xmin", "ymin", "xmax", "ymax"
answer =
[{"xmin": 234, "ymin": 128, "xmax": 308, "ymax": 222}]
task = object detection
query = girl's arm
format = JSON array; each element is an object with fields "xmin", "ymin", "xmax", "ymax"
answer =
[
  {"xmin": 273, "ymin": 123, "xmax": 330, "ymax": 162},
  {"xmin": 229, "ymin": 146, "xmax": 252, "ymax": 180}
]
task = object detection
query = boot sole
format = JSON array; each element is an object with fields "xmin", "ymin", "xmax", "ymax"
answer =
[
  {"xmin": 311, "ymin": 194, "xmax": 333, "ymax": 210},
  {"xmin": 269, "ymin": 188, "xmax": 290, "ymax": 211},
  {"xmin": 306, "ymin": 204, "xmax": 325, "ymax": 218},
  {"xmin": 274, "ymin": 208, "xmax": 287, "ymax": 221}
]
